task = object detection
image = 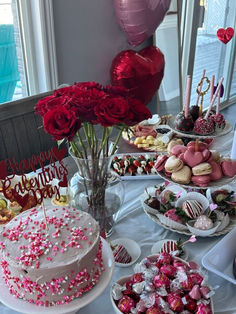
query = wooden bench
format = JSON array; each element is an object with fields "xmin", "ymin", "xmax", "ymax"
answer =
[{"xmin": 0, "ymin": 92, "xmax": 57, "ymax": 164}]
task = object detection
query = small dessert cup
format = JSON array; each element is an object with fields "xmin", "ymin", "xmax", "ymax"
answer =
[
  {"xmin": 186, "ymin": 220, "xmax": 221, "ymax": 236},
  {"xmin": 176, "ymin": 192, "xmax": 209, "ymax": 213}
]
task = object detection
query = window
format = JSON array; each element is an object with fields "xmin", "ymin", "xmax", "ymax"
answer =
[
  {"xmin": 0, "ymin": 0, "xmax": 58, "ymax": 105},
  {"xmin": 182, "ymin": 0, "xmax": 236, "ymax": 110}
]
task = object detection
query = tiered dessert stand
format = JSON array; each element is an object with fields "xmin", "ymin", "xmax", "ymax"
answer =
[{"xmin": 141, "ymin": 117, "xmax": 236, "ymax": 238}]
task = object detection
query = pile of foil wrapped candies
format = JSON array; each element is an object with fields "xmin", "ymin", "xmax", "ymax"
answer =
[{"xmin": 112, "ymin": 253, "xmax": 214, "ymax": 313}]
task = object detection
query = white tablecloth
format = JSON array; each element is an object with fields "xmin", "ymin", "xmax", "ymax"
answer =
[{"xmin": 1, "ymin": 132, "xmax": 236, "ymax": 314}]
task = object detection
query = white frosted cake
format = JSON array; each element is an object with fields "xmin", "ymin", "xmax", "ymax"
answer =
[{"xmin": 0, "ymin": 206, "xmax": 104, "ymax": 306}]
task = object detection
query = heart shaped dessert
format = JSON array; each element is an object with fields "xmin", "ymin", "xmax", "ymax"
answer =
[
  {"xmin": 165, "ymin": 156, "xmax": 183, "ymax": 173},
  {"xmin": 184, "ymin": 149, "xmax": 203, "ymax": 168},
  {"xmin": 221, "ymin": 160, "xmax": 236, "ymax": 177},
  {"xmin": 171, "ymin": 165, "xmax": 192, "ymax": 185},
  {"xmin": 170, "ymin": 145, "xmax": 187, "ymax": 157}
]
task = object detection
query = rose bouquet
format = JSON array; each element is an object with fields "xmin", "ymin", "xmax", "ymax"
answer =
[{"xmin": 35, "ymin": 82, "xmax": 151, "ymax": 233}]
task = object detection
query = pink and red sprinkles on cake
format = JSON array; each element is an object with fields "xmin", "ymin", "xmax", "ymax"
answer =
[
  {"xmin": 1, "ymin": 241, "xmax": 104, "ymax": 306},
  {"xmin": 1, "ymin": 207, "xmax": 94, "ymax": 268},
  {"xmin": 0, "ymin": 206, "xmax": 105, "ymax": 306}
]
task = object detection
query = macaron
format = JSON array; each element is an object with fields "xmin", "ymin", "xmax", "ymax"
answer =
[
  {"xmin": 170, "ymin": 145, "xmax": 187, "ymax": 157},
  {"xmin": 209, "ymin": 161, "xmax": 223, "ymax": 181},
  {"xmin": 154, "ymin": 155, "xmax": 168, "ymax": 172},
  {"xmin": 221, "ymin": 160, "xmax": 236, "ymax": 178},
  {"xmin": 171, "ymin": 165, "xmax": 192, "ymax": 185},
  {"xmin": 167, "ymin": 139, "xmax": 184, "ymax": 155},
  {"xmin": 191, "ymin": 175, "xmax": 211, "ymax": 187},
  {"xmin": 165, "ymin": 156, "xmax": 184, "ymax": 173},
  {"xmin": 192, "ymin": 163, "xmax": 212, "ymax": 176},
  {"xmin": 164, "ymin": 170, "xmax": 172, "ymax": 177}
]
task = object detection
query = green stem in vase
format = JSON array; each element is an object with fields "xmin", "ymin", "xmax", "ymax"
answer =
[
  {"xmin": 76, "ymin": 131, "xmax": 88, "ymax": 159},
  {"xmin": 82, "ymin": 122, "xmax": 91, "ymax": 147},
  {"xmin": 70, "ymin": 140, "xmax": 82, "ymax": 157},
  {"xmin": 111, "ymin": 125, "xmax": 125, "ymax": 155}
]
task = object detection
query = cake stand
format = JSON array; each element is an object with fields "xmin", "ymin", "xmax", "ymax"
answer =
[
  {"xmin": 0, "ymin": 238, "xmax": 114, "ymax": 314},
  {"xmin": 167, "ymin": 116, "xmax": 232, "ymax": 139}
]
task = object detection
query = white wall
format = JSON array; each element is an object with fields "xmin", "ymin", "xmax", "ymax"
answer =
[
  {"xmin": 52, "ymin": 0, "xmax": 150, "ymax": 85},
  {"xmin": 155, "ymin": 14, "xmax": 179, "ymax": 102}
]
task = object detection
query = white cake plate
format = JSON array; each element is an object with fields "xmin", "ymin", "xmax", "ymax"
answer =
[
  {"xmin": 167, "ymin": 116, "xmax": 232, "ymax": 139},
  {"xmin": 0, "ymin": 238, "xmax": 114, "ymax": 314}
]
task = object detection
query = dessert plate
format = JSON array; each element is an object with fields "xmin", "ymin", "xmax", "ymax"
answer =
[
  {"xmin": 111, "ymin": 238, "xmax": 141, "ymax": 267},
  {"xmin": 151, "ymin": 239, "xmax": 188, "ymax": 260},
  {"xmin": 167, "ymin": 116, "xmax": 232, "ymax": 139},
  {"xmin": 111, "ymin": 153, "xmax": 163, "ymax": 180},
  {"xmin": 142, "ymin": 206, "xmax": 236, "ymax": 237},
  {"xmin": 0, "ymin": 238, "xmax": 114, "ymax": 314}
]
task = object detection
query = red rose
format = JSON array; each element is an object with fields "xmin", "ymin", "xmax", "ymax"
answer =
[
  {"xmin": 73, "ymin": 81, "xmax": 103, "ymax": 91},
  {"xmin": 35, "ymin": 95, "xmax": 70, "ymax": 116},
  {"xmin": 67, "ymin": 88, "xmax": 107, "ymax": 123},
  {"xmin": 103, "ymin": 85, "xmax": 128, "ymax": 97},
  {"xmin": 94, "ymin": 96, "xmax": 133, "ymax": 127},
  {"xmin": 125, "ymin": 98, "xmax": 152, "ymax": 126},
  {"xmin": 53, "ymin": 86, "xmax": 75, "ymax": 96},
  {"xmin": 43, "ymin": 106, "xmax": 81, "ymax": 141}
]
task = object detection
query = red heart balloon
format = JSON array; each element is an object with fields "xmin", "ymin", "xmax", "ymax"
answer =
[
  {"xmin": 110, "ymin": 46, "xmax": 165, "ymax": 105},
  {"xmin": 217, "ymin": 27, "xmax": 234, "ymax": 44}
]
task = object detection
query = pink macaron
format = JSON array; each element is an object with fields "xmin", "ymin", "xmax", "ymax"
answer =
[
  {"xmin": 191, "ymin": 175, "xmax": 211, "ymax": 187},
  {"xmin": 170, "ymin": 145, "xmax": 187, "ymax": 157},
  {"xmin": 154, "ymin": 155, "xmax": 168, "ymax": 172},
  {"xmin": 164, "ymin": 170, "xmax": 172, "ymax": 177},
  {"xmin": 209, "ymin": 161, "xmax": 223, "ymax": 181},
  {"xmin": 221, "ymin": 160, "xmax": 236, "ymax": 178}
]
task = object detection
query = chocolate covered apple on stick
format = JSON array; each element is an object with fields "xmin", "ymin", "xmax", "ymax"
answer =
[
  {"xmin": 175, "ymin": 75, "xmax": 194, "ymax": 132},
  {"xmin": 189, "ymin": 69, "xmax": 206, "ymax": 121},
  {"xmin": 210, "ymin": 81, "xmax": 226, "ymax": 131},
  {"xmin": 194, "ymin": 77, "xmax": 224, "ymax": 135}
]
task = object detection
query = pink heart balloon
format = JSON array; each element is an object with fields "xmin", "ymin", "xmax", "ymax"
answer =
[{"xmin": 113, "ymin": 0, "xmax": 171, "ymax": 47}]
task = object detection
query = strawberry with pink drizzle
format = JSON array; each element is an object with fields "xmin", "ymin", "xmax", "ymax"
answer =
[{"xmin": 164, "ymin": 209, "xmax": 184, "ymax": 224}]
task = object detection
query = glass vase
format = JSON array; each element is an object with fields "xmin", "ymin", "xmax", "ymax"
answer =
[{"xmin": 69, "ymin": 148, "xmax": 124, "ymax": 237}]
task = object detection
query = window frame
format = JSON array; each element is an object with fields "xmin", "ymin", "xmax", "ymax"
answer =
[{"xmin": 15, "ymin": 0, "xmax": 58, "ymax": 97}]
